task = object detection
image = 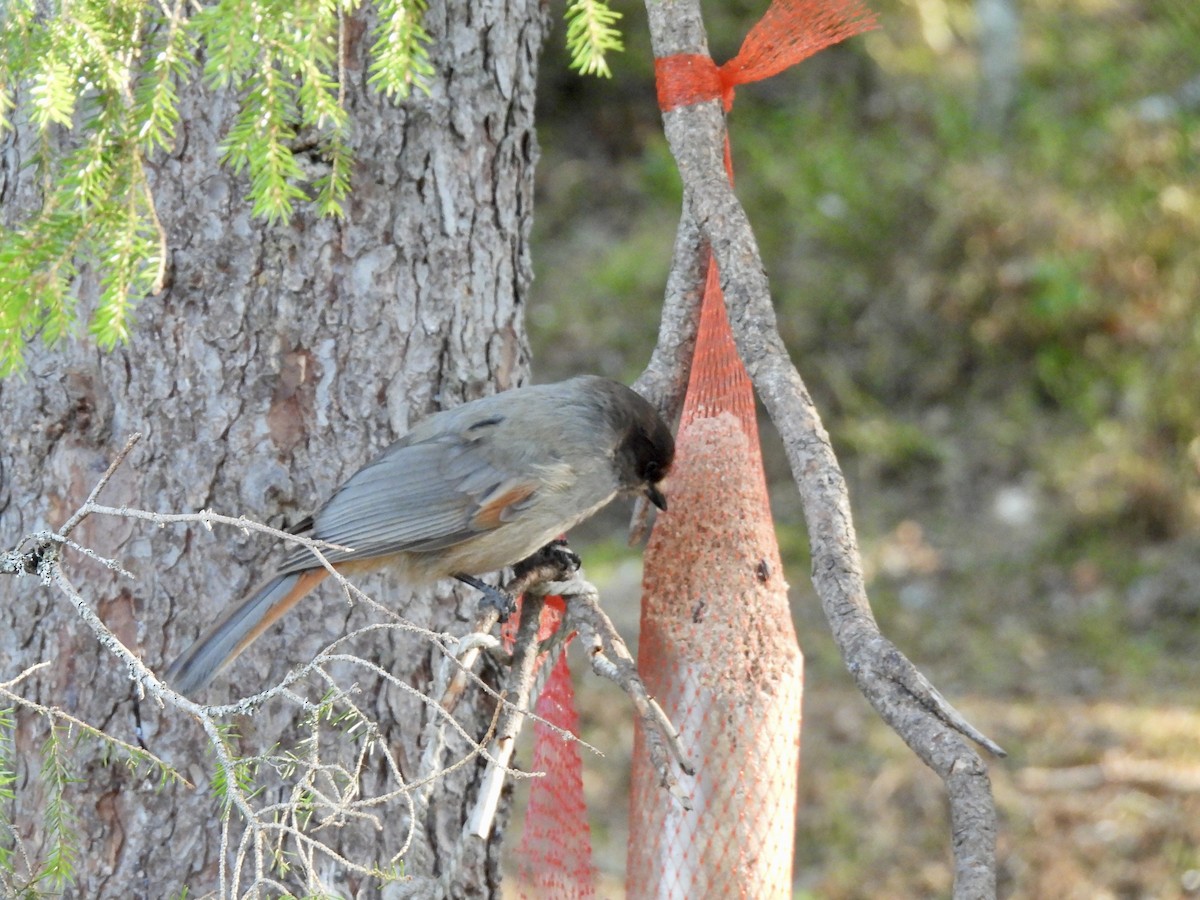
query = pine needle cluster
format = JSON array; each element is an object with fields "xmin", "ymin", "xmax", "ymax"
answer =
[{"xmin": 0, "ymin": 0, "xmax": 625, "ymax": 376}]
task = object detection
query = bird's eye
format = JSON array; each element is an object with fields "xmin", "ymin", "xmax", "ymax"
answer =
[{"xmin": 643, "ymin": 461, "xmax": 661, "ymax": 481}]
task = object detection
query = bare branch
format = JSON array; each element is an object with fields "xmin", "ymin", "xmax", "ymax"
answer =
[
  {"xmin": 638, "ymin": 0, "xmax": 1004, "ymax": 894},
  {"xmin": 2, "ymin": 439, "xmax": 529, "ymax": 895},
  {"xmin": 632, "ymin": 201, "xmax": 705, "ymax": 421},
  {"xmin": 82, "ymin": 504, "xmax": 356, "ymax": 558},
  {"xmin": 57, "ymin": 432, "xmax": 143, "ymax": 538},
  {"xmin": 468, "ymin": 593, "xmax": 546, "ymax": 840},
  {"xmin": 555, "ymin": 573, "xmax": 695, "ymax": 804},
  {"xmin": 630, "ymin": 203, "xmax": 706, "ymax": 544},
  {"xmin": 436, "ymin": 547, "xmax": 580, "ymax": 715},
  {"xmin": 12, "ymin": 431, "xmax": 694, "ymax": 894}
]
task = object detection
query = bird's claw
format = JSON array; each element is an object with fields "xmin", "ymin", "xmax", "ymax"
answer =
[{"xmin": 455, "ymin": 573, "xmax": 518, "ymax": 621}]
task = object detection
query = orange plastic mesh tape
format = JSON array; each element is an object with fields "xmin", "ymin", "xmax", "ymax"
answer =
[
  {"xmin": 655, "ymin": 0, "xmax": 876, "ymax": 112},
  {"xmin": 516, "ymin": 652, "xmax": 597, "ymax": 898},
  {"xmin": 627, "ymin": 263, "xmax": 803, "ymax": 897},
  {"xmin": 508, "ymin": 597, "xmax": 597, "ymax": 898}
]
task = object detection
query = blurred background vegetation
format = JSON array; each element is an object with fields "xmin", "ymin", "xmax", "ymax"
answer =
[{"xmin": 520, "ymin": 0, "xmax": 1200, "ymax": 896}]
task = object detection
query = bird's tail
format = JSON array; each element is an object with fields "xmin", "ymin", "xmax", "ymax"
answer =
[{"xmin": 164, "ymin": 568, "xmax": 328, "ymax": 696}]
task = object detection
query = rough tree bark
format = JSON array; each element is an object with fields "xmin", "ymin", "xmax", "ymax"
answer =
[{"xmin": 0, "ymin": 0, "xmax": 548, "ymax": 895}]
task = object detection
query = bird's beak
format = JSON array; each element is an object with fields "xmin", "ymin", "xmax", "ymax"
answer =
[{"xmin": 645, "ymin": 484, "xmax": 668, "ymax": 511}]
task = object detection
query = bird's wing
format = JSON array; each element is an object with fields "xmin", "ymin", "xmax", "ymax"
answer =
[{"xmin": 278, "ymin": 430, "xmax": 558, "ymax": 572}]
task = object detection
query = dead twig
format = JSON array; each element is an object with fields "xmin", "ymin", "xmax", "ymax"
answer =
[
  {"xmin": 450, "ymin": 554, "xmax": 696, "ymax": 844},
  {"xmin": 467, "ymin": 593, "xmax": 546, "ymax": 840},
  {"xmin": 556, "ymin": 573, "xmax": 695, "ymax": 806},
  {"xmin": 58, "ymin": 432, "xmax": 144, "ymax": 538},
  {"xmin": 437, "ymin": 546, "xmax": 581, "ymax": 714},
  {"xmin": 9, "ymin": 435, "xmax": 517, "ymax": 896}
]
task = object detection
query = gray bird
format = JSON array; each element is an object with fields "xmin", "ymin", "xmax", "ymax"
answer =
[{"xmin": 164, "ymin": 376, "xmax": 674, "ymax": 695}]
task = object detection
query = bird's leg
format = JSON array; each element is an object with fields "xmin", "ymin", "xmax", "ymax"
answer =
[
  {"xmin": 455, "ymin": 540, "xmax": 582, "ymax": 622},
  {"xmin": 455, "ymin": 573, "xmax": 518, "ymax": 620}
]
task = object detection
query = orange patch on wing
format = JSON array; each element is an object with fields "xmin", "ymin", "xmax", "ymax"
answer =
[{"xmin": 471, "ymin": 482, "xmax": 538, "ymax": 531}]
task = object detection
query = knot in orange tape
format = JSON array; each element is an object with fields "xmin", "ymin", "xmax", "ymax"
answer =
[
  {"xmin": 655, "ymin": 54, "xmax": 736, "ymax": 113},
  {"xmin": 653, "ymin": 0, "xmax": 878, "ymax": 114}
]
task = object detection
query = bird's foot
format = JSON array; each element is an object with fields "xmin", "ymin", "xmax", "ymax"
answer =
[{"xmin": 455, "ymin": 573, "xmax": 518, "ymax": 621}]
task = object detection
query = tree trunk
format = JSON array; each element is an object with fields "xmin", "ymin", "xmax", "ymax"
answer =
[
  {"xmin": 975, "ymin": 0, "xmax": 1022, "ymax": 133},
  {"xmin": 0, "ymin": 0, "xmax": 547, "ymax": 895}
]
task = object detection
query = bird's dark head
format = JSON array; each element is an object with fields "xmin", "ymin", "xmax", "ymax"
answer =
[
  {"xmin": 628, "ymin": 425, "xmax": 673, "ymax": 510},
  {"xmin": 599, "ymin": 381, "xmax": 675, "ymax": 511}
]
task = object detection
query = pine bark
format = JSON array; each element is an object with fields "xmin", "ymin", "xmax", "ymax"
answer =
[{"xmin": 0, "ymin": 0, "xmax": 547, "ymax": 895}]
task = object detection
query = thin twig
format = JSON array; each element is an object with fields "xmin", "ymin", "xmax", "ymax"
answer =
[
  {"xmin": 58, "ymin": 432, "xmax": 143, "ymax": 538},
  {"xmin": 0, "ymin": 681, "xmax": 190, "ymax": 789},
  {"xmin": 467, "ymin": 593, "xmax": 545, "ymax": 840},
  {"xmin": 438, "ymin": 549, "xmax": 581, "ymax": 714},
  {"xmin": 629, "ymin": 204, "xmax": 705, "ymax": 543},
  {"xmin": 82, "ymin": 504, "xmax": 356, "ymax": 557},
  {"xmin": 555, "ymin": 574, "xmax": 694, "ymax": 803},
  {"xmin": 11, "ymin": 437, "xmax": 519, "ymax": 896},
  {"xmin": 632, "ymin": 201, "xmax": 705, "ymax": 423}
]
